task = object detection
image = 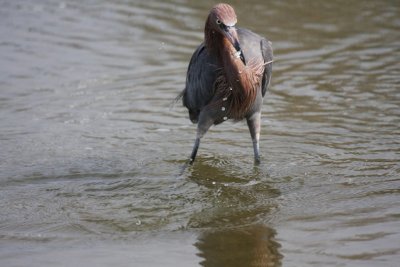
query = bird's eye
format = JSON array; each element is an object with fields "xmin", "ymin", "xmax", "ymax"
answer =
[{"xmin": 216, "ymin": 19, "xmax": 221, "ymax": 25}]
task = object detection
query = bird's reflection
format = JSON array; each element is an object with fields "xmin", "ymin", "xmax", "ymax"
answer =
[
  {"xmin": 195, "ymin": 224, "xmax": 282, "ymax": 267},
  {"xmin": 183, "ymin": 158, "xmax": 282, "ymax": 266}
]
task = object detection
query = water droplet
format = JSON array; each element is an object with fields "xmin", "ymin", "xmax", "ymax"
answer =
[
  {"xmin": 234, "ymin": 51, "xmax": 241, "ymax": 58},
  {"xmin": 222, "ymin": 97, "xmax": 227, "ymax": 101},
  {"xmin": 229, "ymin": 87, "xmax": 232, "ymax": 91},
  {"xmin": 221, "ymin": 107, "xmax": 226, "ymax": 111},
  {"xmin": 223, "ymin": 116, "xmax": 228, "ymax": 120},
  {"xmin": 158, "ymin": 42, "xmax": 165, "ymax": 50}
]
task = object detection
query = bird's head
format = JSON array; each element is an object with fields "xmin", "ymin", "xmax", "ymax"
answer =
[{"xmin": 205, "ymin": 3, "xmax": 241, "ymax": 53}]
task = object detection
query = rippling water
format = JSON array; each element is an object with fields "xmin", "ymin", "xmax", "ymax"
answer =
[{"xmin": 1, "ymin": 0, "xmax": 399, "ymax": 266}]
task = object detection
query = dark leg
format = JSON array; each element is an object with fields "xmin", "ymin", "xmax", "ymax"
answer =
[
  {"xmin": 246, "ymin": 112, "xmax": 261, "ymax": 164},
  {"xmin": 189, "ymin": 111, "xmax": 215, "ymax": 164},
  {"xmin": 190, "ymin": 137, "xmax": 200, "ymax": 163}
]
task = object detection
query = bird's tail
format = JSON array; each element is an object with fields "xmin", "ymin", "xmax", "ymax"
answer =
[{"xmin": 169, "ymin": 89, "xmax": 185, "ymax": 111}]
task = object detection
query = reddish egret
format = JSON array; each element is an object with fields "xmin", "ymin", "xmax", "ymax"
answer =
[{"xmin": 179, "ymin": 3, "xmax": 273, "ymax": 163}]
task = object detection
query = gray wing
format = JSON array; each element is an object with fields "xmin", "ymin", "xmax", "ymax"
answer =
[
  {"xmin": 261, "ymin": 38, "xmax": 273, "ymax": 97},
  {"xmin": 182, "ymin": 43, "xmax": 220, "ymax": 123},
  {"xmin": 237, "ymin": 28, "xmax": 273, "ymax": 97}
]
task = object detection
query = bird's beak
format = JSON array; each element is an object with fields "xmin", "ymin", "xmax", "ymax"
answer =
[
  {"xmin": 223, "ymin": 25, "xmax": 241, "ymax": 52},
  {"xmin": 223, "ymin": 25, "xmax": 245, "ymax": 63}
]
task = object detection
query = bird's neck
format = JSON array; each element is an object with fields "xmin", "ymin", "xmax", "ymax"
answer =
[
  {"xmin": 215, "ymin": 36, "xmax": 264, "ymax": 119},
  {"xmin": 220, "ymin": 37, "xmax": 246, "ymax": 86}
]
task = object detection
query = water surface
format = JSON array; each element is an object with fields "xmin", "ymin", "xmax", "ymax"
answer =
[{"xmin": 1, "ymin": 0, "xmax": 399, "ymax": 266}]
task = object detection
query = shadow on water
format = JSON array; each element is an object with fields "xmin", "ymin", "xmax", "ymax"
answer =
[{"xmin": 180, "ymin": 156, "xmax": 282, "ymax": 266}]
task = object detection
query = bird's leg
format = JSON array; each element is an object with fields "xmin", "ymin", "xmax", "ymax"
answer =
[
  {"xmin": 246, "ymin": 112, "xmax": 261, "ymax": 164},
  {"xmin": 190, "ymin": 137, "xmax": 200, "ymax": 163},
  {"xmin": 189, "ymin": 112, "xmax": 215, "ymax": 164}
]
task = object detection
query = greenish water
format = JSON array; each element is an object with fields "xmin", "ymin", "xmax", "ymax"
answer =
[{"xmin": 1, "ymin": 0, "xmax": 399, "ymax": 266}]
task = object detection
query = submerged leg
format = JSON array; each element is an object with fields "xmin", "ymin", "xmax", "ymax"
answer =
[{"xmin": 246, "ymin": 112, "xmax": 262, "ymax": 164}]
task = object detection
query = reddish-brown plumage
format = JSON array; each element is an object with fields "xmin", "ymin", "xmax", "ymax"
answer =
[
  {"xmin": 205, "ymin": 4, "xmax": 237, "ymax": 52},
  {"xmin": 205, "ymin": 4, "xmax": 265, "ymax": 120}
]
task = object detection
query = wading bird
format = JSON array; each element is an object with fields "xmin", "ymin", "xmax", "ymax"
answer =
[{"xmin": 179, "ymin": 3, "xmax": 273, "ymax": 164}]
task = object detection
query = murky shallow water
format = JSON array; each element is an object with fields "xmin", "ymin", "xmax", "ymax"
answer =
[{"xmin": 1, "ymin": 0, "xmax": 399, "ymax": 266}]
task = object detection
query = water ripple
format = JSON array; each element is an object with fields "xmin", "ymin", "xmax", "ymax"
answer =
[{"xmin": 1, "ymin": 0, "xmax": 400, "ymax": 266}]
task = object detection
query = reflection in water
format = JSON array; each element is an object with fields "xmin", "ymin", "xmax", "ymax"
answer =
[
  {"xmin": 185, "ymin": 157, "xmax": 280, "ymax": 229},
  {"xmin": 0, "ymin": 0, "xmax": 399, "ymax": 266},
  {"xmin": 196, "ymin": 224, "xmax": 282, "ymax": 267},
  {"xmin": 186, "ymin": 158, "xmax": 282, "ymax": 266}
]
